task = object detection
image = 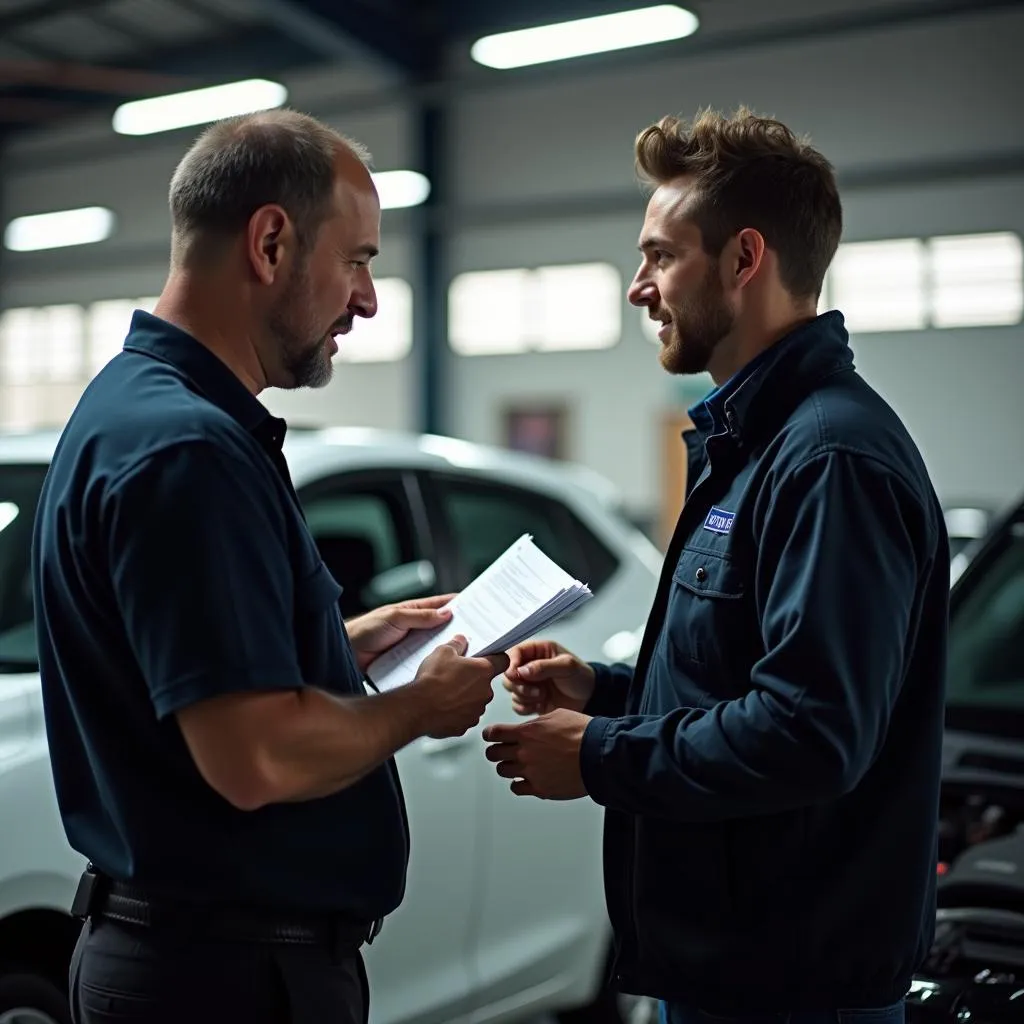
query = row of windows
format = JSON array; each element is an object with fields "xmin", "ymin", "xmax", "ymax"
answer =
[
  {"xmin": 1, "ymin": 231, "xmax": 1021, "ymax": 379},
  {"xmin": 0, "ymin": 298, "xmax": 157, "ymax": 385},
  {"xmin": 448, "ymin": 263, "xmax": 622, "ymax": 354},
  {"xmin": 824, "ymin": 232, "xmax": 1023, "ymax": 332}
]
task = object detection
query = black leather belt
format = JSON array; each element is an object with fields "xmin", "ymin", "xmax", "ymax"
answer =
[{"xmin": 74, "ymin": 870, "xmax": 382, "ymax": 951}]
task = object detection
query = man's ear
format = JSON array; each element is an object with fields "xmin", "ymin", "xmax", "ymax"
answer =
[
  {"xmin": 731, "ymin": 227, "xmax": 766, "ymax": 290},
  {"xmin": 246, "ymin": 205, "xmax": 292, "ymax": 285}
]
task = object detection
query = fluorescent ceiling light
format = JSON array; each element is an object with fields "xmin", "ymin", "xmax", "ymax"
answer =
[
  {"xmin": 371, "ymin": 170, "xmax": 431, "ymax": 209},
  {"xmin": 4, "ymin": 206, "xmax": 115, "ymax": 252},
  {"xmin": 112, "ymin": 78, "xmax": 287, "ymax": 136},
  {"xmin": 470, "ymin": 4, "xmax": 699, "ymax": 69}
]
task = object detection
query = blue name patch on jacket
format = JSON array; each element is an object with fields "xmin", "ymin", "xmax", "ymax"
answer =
[{"xmin": 703, "ymin": 507, "xmax": 735, "ymax": 534}]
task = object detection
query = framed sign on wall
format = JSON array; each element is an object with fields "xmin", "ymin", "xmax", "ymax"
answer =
[{"xmin": 502, "ymin": 404, "xmax": 569, "ymax": 461}]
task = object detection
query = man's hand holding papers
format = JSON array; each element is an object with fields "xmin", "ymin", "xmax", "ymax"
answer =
[
  {"xmin": 366, "ymin": 535, "xmax": 592, "ymax": 694},
  {"xmin": 406, "ymin": 635, "xmax": 508, "ymax": 739}
]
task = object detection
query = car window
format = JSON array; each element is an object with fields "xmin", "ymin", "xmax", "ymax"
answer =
[
  {"xmin": 300, "ymin": 475, "xmax": 426, "ymax": 619},
  {"xmin": 0, "ymin": 463, "xmax": 47, "ymax": 672},
  {"xmin": 431, "ymin": 475, "xmax": 619, "ymax": 594},
  {"xmin": 947, "ymin": 519, "xmax": 1024, "ymax": 719}
]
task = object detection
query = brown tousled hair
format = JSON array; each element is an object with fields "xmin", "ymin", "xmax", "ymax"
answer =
[{"xmin": 635, "ymin": 106, "xmax": 842, "ymax": 300}]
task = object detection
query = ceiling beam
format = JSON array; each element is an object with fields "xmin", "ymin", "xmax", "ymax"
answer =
[
  {"xmin": 0, "ymin": 59, "xmax": 194, "ymax": 95},
  {"xmin": 0, "ymin": 0, "xmax": 112, "ymax": 35},
  {"xmin": 87, "ymin": 8, "xmax": 162, "ymax": 48},
  {"xmin": 164, "ymin": 0, "xmax": 243, "ymax": 31},
  {"xmin": 250, "ymin": 0, "xmax": 434, "ymax": 76},
  {"xmin": 0, "ymin": 96, "xmax": 84, "ymax": 121}
]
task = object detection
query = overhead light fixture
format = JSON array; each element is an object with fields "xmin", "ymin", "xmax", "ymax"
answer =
[
  {"xmin": 112, "ymin": 78, "xmax": 288, "ymax": 136},
  {"xmin": 372, "ymin": 170, "xmax": 431, "ymax": 210},
  {"xmin": 470, "ymin": 4, "xmax": 699, "ymax": 69},
  {"xmin": 4, "ymin": 206, "xmax": 116, "ymax": 252}
]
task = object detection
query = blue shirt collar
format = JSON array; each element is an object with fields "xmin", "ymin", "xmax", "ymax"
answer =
[
  {"xmin": 685, "ymin": 311, "xmax": 853, "ymax": 444},
  {"xmin": 687, "ymin": 344, "xmax": 775, "ymax": 437}
]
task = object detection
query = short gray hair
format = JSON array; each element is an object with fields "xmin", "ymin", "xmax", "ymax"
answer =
[{"xmin": 168, "ymin": 108, "xmax": 372, "ymax": 266}]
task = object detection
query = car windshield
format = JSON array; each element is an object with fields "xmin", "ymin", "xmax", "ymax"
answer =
[
  {"xmin": 945, "ymin": 514, "xmax": 1024, "ymax": 737},
  {"xmin": 0, "ymin": 463, "xmax": 47, "ymax": 673}
]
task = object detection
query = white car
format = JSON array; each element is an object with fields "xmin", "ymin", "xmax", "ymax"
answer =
[{"xmin": 0, "ymin": 426, "xmax": 661, "ymax": 1024}]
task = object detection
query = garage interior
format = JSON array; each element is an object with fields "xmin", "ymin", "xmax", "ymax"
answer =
[{"xmin": 0, "ymin": 0, "xmax": 1023, "ymax": 1022}]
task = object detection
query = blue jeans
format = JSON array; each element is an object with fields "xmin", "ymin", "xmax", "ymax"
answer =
[{"xmin": 659, "ymin": 1001, "xmax": 906, "ymax": 1024}]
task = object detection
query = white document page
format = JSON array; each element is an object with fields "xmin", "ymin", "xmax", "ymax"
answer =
[{"xmin": 366, "ymin": 534, "xmax": 591, "ymax": 692}]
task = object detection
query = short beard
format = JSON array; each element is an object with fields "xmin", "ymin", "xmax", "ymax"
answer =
[
  {"xmin": 268, "ymin": 256, "xmax": 335, "ymax": 390},
  {"xmin": 659, "ymin": 262, "xmax": 734, "ymax": 376}
]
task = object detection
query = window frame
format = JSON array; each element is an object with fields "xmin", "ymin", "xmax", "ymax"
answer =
[
  {"xmin": 447, "ymin": 261, "xmax": 622, "ymax": 355},
  {"xmin": 821, "ymin": 231, "xmax": 1023, "ymax": 334},
  {"xmin": 295, "ymin": 468, "xmax": 439, "ymax": 618},
  {"xmin": 416, "ymin": 468, "xmax": 620, "ymax": 600}
]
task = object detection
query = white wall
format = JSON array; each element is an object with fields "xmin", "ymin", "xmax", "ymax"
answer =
[{"xmin": 2, "ymin": 4, "xmax": 1023, "ymax": 518}]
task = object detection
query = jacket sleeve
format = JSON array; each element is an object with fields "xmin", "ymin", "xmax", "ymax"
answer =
[
  {"xmin": 584, "ymin": 662, "xmax": 634, "ymax": 718},
  {"xmin": 579, "ymin": 450, "xmax": 935, "ymax": 821}
]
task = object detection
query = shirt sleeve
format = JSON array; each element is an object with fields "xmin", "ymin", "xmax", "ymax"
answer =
[
  {"xmin": 584, "ymin": 662, "xmax": 634, "ymax": 718},
  {"xmin": 105, "ymin": 440, "xmax": 306, "ymax": 719},
  {"xmin": 579, "ymin": 450, "xmax": 935, "ymax": 821}
]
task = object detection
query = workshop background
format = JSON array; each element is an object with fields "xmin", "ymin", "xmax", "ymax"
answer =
[
  {"xmin": 1, "ymin": 3, "xmax": 1023, "ymax": 1024},
  {"xmin": 2, "ymin": 0, "xmax": 1022, "ymax": 542}
]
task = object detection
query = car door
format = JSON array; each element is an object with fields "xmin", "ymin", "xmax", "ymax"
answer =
[
  {"xmin": 297, "ymin": 470, "xmax": 483, "ymax": 1024},
  {"xmin": 945, "ymin": 503, "xmax": 1024, "ymax": 742},
  {"xmin": 941, "ymin": 504, "xmax": 1024, "ymax": 862},
  {"xmin": 422, "ymin": 472, "xmax": 614, "ymax": 1016}
]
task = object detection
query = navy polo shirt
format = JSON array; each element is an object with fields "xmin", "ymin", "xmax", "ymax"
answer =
[{"xmin": 31, "ymin": 311, "xmax": 409, "ymax": 919}]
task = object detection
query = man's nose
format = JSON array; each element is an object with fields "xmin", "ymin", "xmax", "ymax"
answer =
[
  {"xmin": 351, "ymin": 275, "xmax": 378, "ymax": 319},
  {"xmin": 628, "ymin": 274, "xmax": 657, "ymax": 308}
]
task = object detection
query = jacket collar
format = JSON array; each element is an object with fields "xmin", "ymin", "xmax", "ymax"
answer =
[{"xmin": 687, "ymin": 311, "xmax": 854, "ymax": 447}]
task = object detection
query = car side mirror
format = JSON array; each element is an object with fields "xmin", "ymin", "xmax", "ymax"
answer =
[{"xmin": 362, "ymin": 560, "xmax": 438, "ymax": 607}]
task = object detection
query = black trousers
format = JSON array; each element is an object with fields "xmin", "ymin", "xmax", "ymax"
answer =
[{"xmin": 69, "ymin": 917, "xmax": 369, "ymax": 1024}]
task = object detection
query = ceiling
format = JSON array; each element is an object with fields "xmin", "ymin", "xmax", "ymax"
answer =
[
  {"xmin": 0, "ymin": 0, "xmax": 1015, "ymax": 140},
  {"xmin": 0, "ymin": 0, "xmax": 690, "ymax": 138}
]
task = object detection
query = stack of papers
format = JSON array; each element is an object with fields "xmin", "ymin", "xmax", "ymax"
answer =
[{"xmin": 366, "ymin": 534, "xmax": 592, "ymax": 693}]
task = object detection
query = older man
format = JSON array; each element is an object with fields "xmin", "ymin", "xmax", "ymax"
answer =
[{"xmin": 33, "ymin": 110, "xmax": 506, "ymax": 1024}]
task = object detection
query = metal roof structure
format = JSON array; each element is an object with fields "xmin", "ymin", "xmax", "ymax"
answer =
[{"xmin": 1, "ymin": 0, "xmax": 1016, "ymax": 141}]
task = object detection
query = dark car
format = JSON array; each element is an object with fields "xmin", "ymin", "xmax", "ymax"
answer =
[{"xmin": 908, "ymin": 493, "xmax": 1024, "ymax": 1022}]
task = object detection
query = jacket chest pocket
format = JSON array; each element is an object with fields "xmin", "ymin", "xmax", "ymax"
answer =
[
  {"xmin": 293, "ymin": 561, "xmax": 357, "ymax": 689},
  {"xmin": 666, "ymin": 547, "xmax": 751, "ymax": 680}
]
